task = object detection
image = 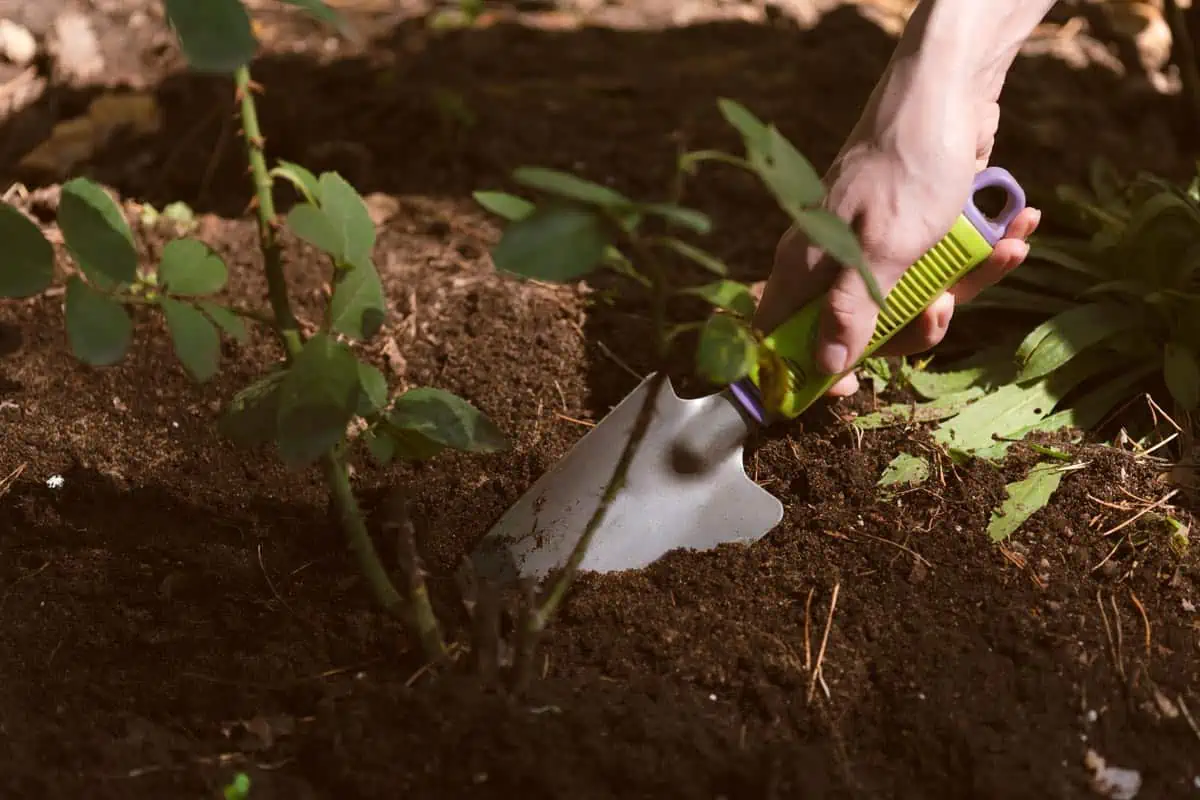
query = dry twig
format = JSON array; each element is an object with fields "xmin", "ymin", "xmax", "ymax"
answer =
[{"xmin": 808, "ymin": 583, "xmax": 840, "ymax": 704}]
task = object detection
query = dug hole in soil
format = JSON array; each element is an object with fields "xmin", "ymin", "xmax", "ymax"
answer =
[{"xmin": 1, "ymin": 3, "xmax": 1199, "ymax": 798}]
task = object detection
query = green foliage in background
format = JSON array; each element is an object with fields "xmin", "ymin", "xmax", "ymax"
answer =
[{"xmin": 860, "ymin": 159, "xmax": 1200, "ymax": 542}]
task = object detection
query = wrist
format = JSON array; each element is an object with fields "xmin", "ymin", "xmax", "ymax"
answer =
[{"xmin": 896, "ymin": 0, "xmax": 1056, "ymax": 98}]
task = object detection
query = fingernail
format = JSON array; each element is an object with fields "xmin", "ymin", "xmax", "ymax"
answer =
[
  {"xmin": 816, "ymin": 342, "xmax": 848, "ymax": 375},
  {"xmin": 1029, "ymin": 208, "xmax": 1042, "ymax": 231},
  {"xmin": 1012, "ymin": 241, "xmax": 1030, "ymax": 266}
]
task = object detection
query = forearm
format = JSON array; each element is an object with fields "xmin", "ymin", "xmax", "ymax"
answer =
[{"xmin": 901, "ymin": 0, "xmax": 1059, "ymax": 95}]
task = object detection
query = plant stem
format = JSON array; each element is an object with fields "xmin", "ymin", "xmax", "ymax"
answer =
[
  {"xmin": 388, "ymin": 489, "xmax": 448, "ymax": 662},
  {"xmin": 233, "ymin": 66, "xmax": 445, "ymax": 661},
  {"xmin": 526, "ymin": 370, "xmax": 666, "ymax": 634},
  {"xmin": 234, "ymin": 66, "xmax": 303, "ymax": 361},
  {"xmin": 324, "ymin": 454, "xmax": 406, "ymax": 612},
  {"xmin": 522, "ymin": 235, "xmax": 671, "ymax": 652}
]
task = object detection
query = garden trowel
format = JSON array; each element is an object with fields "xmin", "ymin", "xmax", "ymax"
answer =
[{"xmin": 470, "ymin": 167, "xmax": 1026, "ymax": 584}]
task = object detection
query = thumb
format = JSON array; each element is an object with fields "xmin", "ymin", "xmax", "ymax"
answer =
[{"xmin": 814, "ymin": 262, "xmax": 880, "ymax": 376}]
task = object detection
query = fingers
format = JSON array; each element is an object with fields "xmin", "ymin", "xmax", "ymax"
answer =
[
  {"xmin": 815, "ymin": 265, "xmax": 880, "ymax": 375},
  {"xmin": 871, "ymin": 207, "xmax": 1041, "ymax": 358},
  {"xmin": 949, "ymin": 206, "xmax": 1040, "ymax": 303},
  {"xmin": 873, "ymin": 292, "xmax": 955, "ymax": 358},
  {"xmin": 827, "ymin": 372, "xmax": 860, "ymax": 397}
]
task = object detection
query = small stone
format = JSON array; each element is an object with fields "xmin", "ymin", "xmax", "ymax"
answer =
[{"xmin": 0, "ymin": 19, "xmax": 37, "ymax": 66}]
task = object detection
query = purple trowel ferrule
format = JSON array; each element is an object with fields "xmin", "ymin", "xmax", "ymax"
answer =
[
  {"xmin": 729, "ymin": 378, "xmax": 767, "ymax": 426},
  {"xmin": 962, "ymin": 167, "xmax": 1026, "ymax": 246}
]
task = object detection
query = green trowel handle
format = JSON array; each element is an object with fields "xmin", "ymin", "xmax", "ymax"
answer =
[{"xmin": 745, "ymin": 166, "xmax": 1026, "ymax": 420}]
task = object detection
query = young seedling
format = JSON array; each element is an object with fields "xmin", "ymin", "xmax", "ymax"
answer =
[
  {"xmin": 473, "ymin": 98, "xmax": 869, "ymax": 683},
  {"xmin": 0, "ymin": 0, "xmax": 507, "ymax": 663}
]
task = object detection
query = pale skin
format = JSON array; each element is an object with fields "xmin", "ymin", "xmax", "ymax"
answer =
[{"xmin": 752, "ymin": 0, "xmax": 1059, "ymax": 397}]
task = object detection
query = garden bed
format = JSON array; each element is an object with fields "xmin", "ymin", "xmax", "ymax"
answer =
[{"xmin": 1, "ymin": 2, "xmax": 1198, "ymax": 798}]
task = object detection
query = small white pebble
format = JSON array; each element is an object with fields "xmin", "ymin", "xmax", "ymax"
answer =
[
  {"xmin": 1183, "ymin": 599, "xmax": 1196, "ymax": 613},
  {"xmin": 1192, "ymin": 775, "xmax": 1199, "ymax": 789},
  {"xmin": 1086, "ymin": 709, "xmax": 1098, "ymax": 723},
  {"xmin": 708, "ymin": 694, "xmax": 717, "ymax": 701},
  {"xmin": 46, "ymin": 474, "xmax": 64, "ymax": 489},
  {"xmin": 171, "ymin": 421, "xmax": 179, "ymax": 428}
]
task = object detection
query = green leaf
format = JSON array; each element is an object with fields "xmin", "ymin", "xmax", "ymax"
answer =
[
  {"xmin": 389, "ymin": 387, "xmax": 507, "ymax": 454},
  {"xmin": 491, "ymin": 205, "xmax": 612, "ymax": 281},
  {"xmin": 901, "ymin": 346, "xmax": 1016, "ymax": 399},
  {"xmin": 987, "ymin": 462, "xmax": 1067, "ymax": 542},
  {"xmin": 223, "ymin": 773, "xmax": 252, "ymax": 800},
  {"xmin": 279, "ymin": 0, "xmax": 341, "ymax": 27},
  {"xmin": 934, "ymin": 355, "xmax": 1109, "ymax": 456},
  {"xmin": 197, "ymin": 300, "xmax": 249, "ymax": 343},
  {"xmin": 1016, "ymin": 303, "xmax": 1137, "ymax": 382},
  {"xmin": 160, "ymin": 297, "xmax": 221, "ymax": 382},
  {"xmin": 364, "ymin": 427, "xmax": 397, "ymax": 465},
  {"xmin": 317, "ymin": 172, "xmax": 376, "ymax": 268},
  {"xmin": 159, "ymin": 238, "xmax": 228, "ymax": 296},
  {"xmin": 58, "ymin": 178, "xmax": 137, "ymax": 287},
  {"xmin": 473, "ymin": 191, "xmax": 534, "ymax": 221},
  {"xmin": 751, "ymin": 126, "xmax": 825, "ymax": 210},
  {"xmin": 681, "ymin": 280, "xmax": 756, "ymax": 317},
  {"xmin": 716, "ymin": 98, "xmax": 769, "ymax": 152},
  {"xmin": 275, "ymin": 333, "xmax": 362, "ymax": 466},
  {"xmin": 163, "ymin": 0, "xmax": 257, "ymax": 73},
  {"xmin": 1027, "ymin": 236, "xmax": 1109, "ymax": 277},
  {"xmin": 696, "ymin": 313, "xmax": 756, "ymax": 385},
  {"xmin": 1164, "ymin": 342, "xmax": 1200, "ymax": 410},
  {"xmin": 965, "ymin": 285, "xmax": 1076, "ymax": 315},
  {"xmin": 512, "ymin": 166, "xmax": 630, "ymax": 209},
  {"xmin": 64, "ymin": 276, "xmax": 132, "ymax": 366},
  {"xmin": 1004, "ymin": 262, "xmax": 1094, "ymax": 297},
  {"xmin": 639, "ymin": 203, "xmax": 712, "ymax": 235},
  {"xmin": 878, "ymin": 452, "xmax": 929, "ymax": 488},
  {"xmin": 219, "ymin": 370, "xmax": 286, "ymax": 446},
  {"xmin": 357, "ymin": 361, "xmax": 389, "ymax": 416},
  {"xmin": 860, "ymin": 356, "xmax": 891, "ymax": 394},
  {"xmin": 271, "ymin": 161, "xmax": 321, "ymax": 203},
  {"xmin": 329, "ymin": 259, "xmax": 386, "ymax": 340},
  {"xmin": 285, "ymin": 203, "xmax": 342, "ymax": 259},
  {"xmin": 852, "ymin": 387, "xmax": 985, "ymax": 430},
  {"xmin": 0, "ymin": 203, "xmax": 54, "ymax": 298},
  {"xmin": 656, "ymin": 237, "xmax": 728, "ymax": 276},
  {"xmin": 791, "ymin": 209, "xmax": 883, "ymax": 306}
]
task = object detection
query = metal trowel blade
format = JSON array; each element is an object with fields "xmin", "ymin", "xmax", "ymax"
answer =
[{"xmin": 468, "ymin": 373, "xmax": 784, "ymax": 584}]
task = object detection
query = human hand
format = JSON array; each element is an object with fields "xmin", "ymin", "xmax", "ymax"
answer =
[{"xmin": 751, "ymin": 63, "xmax": 1041, "ymax": 398}]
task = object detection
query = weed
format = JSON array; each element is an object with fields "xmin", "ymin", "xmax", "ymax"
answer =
[{"xmin": 861, "ymin": 159, "xmax": 1200, "ymax": 543}]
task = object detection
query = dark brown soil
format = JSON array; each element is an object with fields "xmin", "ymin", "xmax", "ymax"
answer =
[{"xmin": 1, "ymin": 2, "xmax": 1199, "ymax": 798}]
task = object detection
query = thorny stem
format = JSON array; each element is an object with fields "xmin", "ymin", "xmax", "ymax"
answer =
[
  {"xmin": 234, "ymin": 67, "xmax": 303, "ymax": 361},
  {"xmin": 233, "ymin": 66, "xmax": 446, "ymax": 661},
  {"xmin": 388, "ymin": 491, "xmax": 449, "ymax": 662},
  {"xmin": 525, "ymin": 371, "xmax": 667, "ymax": 635},
  {"xmin": 521, "ymin": 233, "xmax": 671, "ymax": 661}
]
